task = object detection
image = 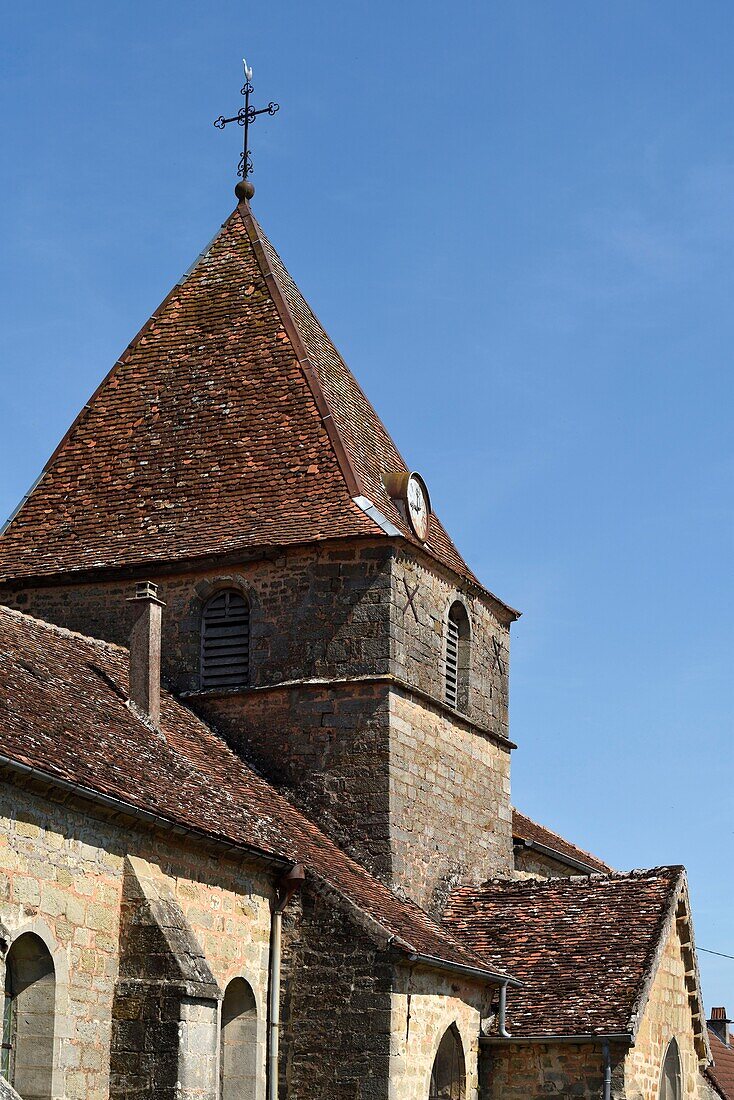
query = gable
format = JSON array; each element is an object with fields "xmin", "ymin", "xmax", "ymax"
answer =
[{"xmin": 624, "ymin": 910, "xmax": 710, "ymax": 1095}]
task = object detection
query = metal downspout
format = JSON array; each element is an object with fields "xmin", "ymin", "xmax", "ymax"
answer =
[
  {"xmin": 267, "ymin": 864, "xmax": 305, "ymax": 1100},
  {"xmin": 602, "ymin": 1038, "xmax": 611, "ymax": 1100},
  {"xmin": 497, "ymin": 982, "xmax": 511, "ymax": 1038}
]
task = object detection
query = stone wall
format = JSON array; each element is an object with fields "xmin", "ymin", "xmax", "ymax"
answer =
[
  {"xmin": 0, "ymin": 781, "xmax": 273, "ymax": 1100},
  {"xmin": 193, "ymin": 681, "xmax": 392, "ymax": 882},
  {"xmin": 387, "ymin": 689, "xmax": 513, "ymax": 913},
  {"xmin": 482, "ymin": 1040, "xmax": 627, "ymax": 1100},
  {"xmin": 0, "ymin": 540, "xmax": 394, "ymax": 695},
  {"xmin": 623, "ymin": 917, "xmax": 703, "ymax": 1099},
  {"xmin": 0, "ymin": 537, "xmax": 511, "ymax": 737},
  {"xmin": 389, "ymin": 968, "xmax": 491, "ymax": 1100},
  {"xmin": 279, "ymin": 886, "xmax": 395, "ymax": 1100},
  {"xmin": 389, "ymin": 552, "xmax": 510, "ymax": 740},
  {"xmin": 197, "ymin": 679, "xmax": 513, "ymax": 913}
]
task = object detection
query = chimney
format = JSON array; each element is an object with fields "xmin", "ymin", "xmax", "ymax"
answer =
[
  {"xmin": 709, "ymin": 1007, "xmax": 731, "ymax": 1046},
  {"xmin": 127, "ymin": 581, "xmax": 165, "ymax": 726}
]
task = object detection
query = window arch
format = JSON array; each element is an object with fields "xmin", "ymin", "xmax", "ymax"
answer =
[
  {"xmin": 200, "ymin": 589, "xmax": 250, "ymax": 689},
  {"xmin": 659, "ymin": 1038, "xmax": 682, "ymax": 1100},
  {"xmin": 445, "ymin": 602, "xmax": 470, "ymax": 712},
  {"xmin": 220, "ymin": 977, "xmax": 258, "ymax": 1099},
  {"xmin": 2, "ymin": 932, "xmax": 56, "ymax": 1100},
  {"xmin": 429, "ymin": 1024, "xmax": 466, "ymax": 1100}
]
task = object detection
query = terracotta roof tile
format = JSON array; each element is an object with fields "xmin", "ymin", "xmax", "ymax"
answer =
[
  {"xmin": 512, "ymin": 808, "xmax": 614, "ymax": 874},
  {"xmin": 706, "ymin": 1030, "xmax": 734, "ymax": 1099},
  {"xmin": 0, "ymin": 604, "xmax": 507, "ymax": 980},
  {"xmin": 0, "ymin": 202, "xmax": 505, "ymax": 608},
  {"xmin": 444, "ymin": 869, "xmax": 682, "ymax": 1036}
]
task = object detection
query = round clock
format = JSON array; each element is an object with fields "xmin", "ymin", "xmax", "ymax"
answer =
[{"xmin": 406, "ymin": 473, "xmax": 430, "ymax": 541}]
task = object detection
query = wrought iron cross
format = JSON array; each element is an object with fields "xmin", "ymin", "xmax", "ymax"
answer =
[{"xmin": 214, "ymin": 60, "xmax": 280, "ymax": 179}]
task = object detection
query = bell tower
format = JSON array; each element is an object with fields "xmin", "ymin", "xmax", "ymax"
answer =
[{"xmin": 0, "ymin": 185, "xmax": 518, "ymax": 913}]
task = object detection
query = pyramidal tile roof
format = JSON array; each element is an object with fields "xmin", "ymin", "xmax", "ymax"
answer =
[{"xmin": 1, "ymin": 199, "xmax": 503, "ymax": 604}]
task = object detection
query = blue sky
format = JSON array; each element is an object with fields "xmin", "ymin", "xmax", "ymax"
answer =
[{"xmin": 1, "ymin": 2, "xmax": 732, "ymax": 1006}]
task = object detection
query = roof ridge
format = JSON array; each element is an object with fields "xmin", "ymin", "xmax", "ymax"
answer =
[
  {"xmin": 0, "ymin": 602, "xmax": 127, "ymax": 654},
  {"xmin": 237, "ymin": 200, "xmax": 369, "ymax": 507},
  {"xmin": 455, "ymin": 865, "xmax": 684, "ymax": 895}
]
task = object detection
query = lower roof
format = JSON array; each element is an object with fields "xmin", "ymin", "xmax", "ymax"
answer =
[{"xmin": 443, "ymin": 868, "xmax": 695, "ymax": 1039}]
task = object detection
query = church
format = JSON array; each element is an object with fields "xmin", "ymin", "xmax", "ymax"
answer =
[{"xmin": 0, "ymin": 160, "xmax": 723, "ymax": 1099}]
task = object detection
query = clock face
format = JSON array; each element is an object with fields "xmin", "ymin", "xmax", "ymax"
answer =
[{"xmin": 406, "ymin": 474, "xmax": 429, "ymax": 541}]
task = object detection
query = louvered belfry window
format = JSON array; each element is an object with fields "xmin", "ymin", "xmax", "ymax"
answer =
[
  {"xmin": 445, "ymin": 615, "xmax": 460, "ymax": 709},
  {"xmin": 445, "ymin": 601, "xmax": 470, "ymax": 712},
  {"xmin": 200, "ymin": 590, "xmax": 250, "ymax": 689}
]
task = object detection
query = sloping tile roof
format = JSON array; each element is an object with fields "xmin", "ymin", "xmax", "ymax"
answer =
[
  {"xmin": 0, "ymin": 201, "xmax": 506, "ymax": 609},
  {"xmin": 0, "ymin": 604, "xmax": 507, "ymax": 980},
  {"xmin": 706, "ymin": 1030, "xmax": 734, "ymax": 1099},
  {"xmin": 512, "ymin": 808, "xmax": 613, "ymax": 874},
  {"xmin": 444, "ymin": 869, "xmax": 682, "ymax": 1036}
]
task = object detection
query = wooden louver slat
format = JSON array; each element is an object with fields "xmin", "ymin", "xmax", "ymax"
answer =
[{"xmin": 201, "ymin": 590, "xmax": 250, "ymax": 689}]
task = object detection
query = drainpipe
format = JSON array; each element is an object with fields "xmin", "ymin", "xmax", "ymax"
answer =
[
  {"xmin": 267, "ymin": 864, "xmax": 305, "ymax": 1100},
  {"xmin": 602, "ymin": 1038, "xmax": 611, "ymax": 1100},
  {"xmin": 497, "ymin": 981, "xmax": 511, "ymax": 1038}
]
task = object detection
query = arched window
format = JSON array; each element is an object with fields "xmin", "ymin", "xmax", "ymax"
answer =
[
  {"xmin": 429, "ymin": 1025, "xmax": 466, "ymax": 1100},
  {"xmin": 220, "ymin": 977, "xmax": 258, "ymax": 1099},
  {"xmin": 445, "ymin": 602, "xmax": 470, "ymax": 712},
  {"xmin": 659, "ymin": 1038, "xmax": 682, "ymax": 1100},
  {"xmin": 200, "ymin": 589, "xmax": 250, "ymax": 689},
  {"xmin": 2, "ymin": 933, "xmax": 56, "ymax": 1100}
]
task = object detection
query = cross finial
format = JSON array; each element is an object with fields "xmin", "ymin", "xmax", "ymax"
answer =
[{"xmin": 214, "ymin": 59, "xmax": 280, "ymax": 200}]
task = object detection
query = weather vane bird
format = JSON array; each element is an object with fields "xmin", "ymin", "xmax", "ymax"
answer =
[{"xmin": 214, "ymin": 59, "xmax": 280, "ymax": 198}]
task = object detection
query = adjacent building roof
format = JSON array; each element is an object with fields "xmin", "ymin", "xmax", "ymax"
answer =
[
  {"xmin": 706, "ymin": 1029, "xmax": 734, "ymax": 1099},
  {"xmin": 0, "ymin": 200, "xmax": 511, "ymax": 612},
  {"xmin": 0, "ymin": 604, "xmax": 508, "ymax": 982},
  {"xmin": 444, "ymin": 868, "xmax": 701, "ymax": 1041},
  {"xmin": 512, "ymin": 808, "xmax": 613, "ymax": 874}
]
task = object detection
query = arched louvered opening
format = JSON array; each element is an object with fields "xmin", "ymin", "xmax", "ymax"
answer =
[
  {"xmin": 200, "ymin": 589, "xmax": 250, "ymax": 689},
  {"xmin": 429, "ymin": 1024, "xmax": 466, "ymax": 1100},
  {"xmin": 220, "ymin": 977, "xmax": 258, "ymax": 1099},
  {"xmin": 2, "ymin": 933, "xmax": 56, "ymax": 1100},
  {"xmin": 445, "ymin": 601, "xmax": 470, "ymax": 713},
  {"xmin": 659, "ymin": 1038, "xmax": 682, "ymax": 1100}
]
